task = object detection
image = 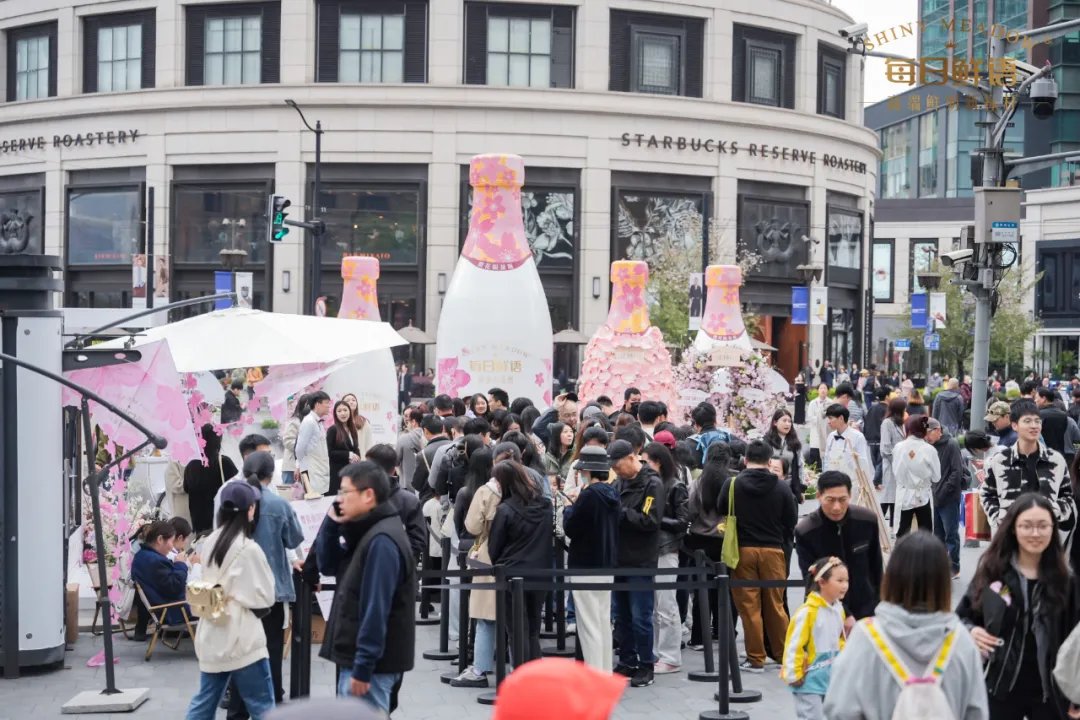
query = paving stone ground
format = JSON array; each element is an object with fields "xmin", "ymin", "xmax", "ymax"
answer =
[{"xmin": 0, "ymin": 504, "xmax": 984, "ymax": 720}]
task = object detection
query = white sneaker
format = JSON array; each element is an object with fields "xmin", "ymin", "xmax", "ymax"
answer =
[{"xmin": 738, "ymin": 660, "xmax": 764, "ymax": 674}]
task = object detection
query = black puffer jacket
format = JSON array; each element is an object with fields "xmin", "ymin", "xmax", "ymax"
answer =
[
  {"xmin": 614, "ymin": 466, "xmax": 665, "ymax": 567},
  {"xmin": 956, "ymin": 565, "xmax": 1080, "ymax": 712},
  {"xmin": 488, "ymin": 494, "xmax": 554, "ymax": 570},
  {"xmin": 931, "ymin": 431, "xmax": 965, "ymax": 508},
  {"xmin": 794, "ymin": 506, "xmax": 882, "ymax": 619}
]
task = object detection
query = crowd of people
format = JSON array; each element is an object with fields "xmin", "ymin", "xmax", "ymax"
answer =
[{"xmin": 118, "ymin": 363, "xmax": 1080, "ymax": 720}]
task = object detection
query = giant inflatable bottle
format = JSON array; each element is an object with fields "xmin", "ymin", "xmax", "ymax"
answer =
[
  {"xmin": 692, "ymin": 265, "xmax": 753, "ymax": 353},
  {"xmin": 320, "ymin": 256, "xmax": 400, "ymax": 445},
  {"xmin": 435, "ymin": 154, "xmax": 554, "ymax": 407},
  {"xmin": 579, "ymin": 260, "xmax": 677, "ymax": 412}
]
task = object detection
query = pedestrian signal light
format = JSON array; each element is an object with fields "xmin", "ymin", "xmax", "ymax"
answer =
[{"xmin": 269, "ymin": 194, "xmax": 290, "ymax": 243}]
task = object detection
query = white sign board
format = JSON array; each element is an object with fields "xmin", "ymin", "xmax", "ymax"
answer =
[
  {"xmin": 991, "ymin": 221, "xmax": 1018, "ymax": 244},
  {"xmin": 706, "ymin": 346, "xmax": 745, "ymax": 367},
  {"xmin": 290, "ymin": 495, "xmax": 336, "ymax": 618}
]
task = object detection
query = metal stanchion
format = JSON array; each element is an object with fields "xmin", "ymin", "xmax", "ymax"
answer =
[
  {"xmin": 542, "ymin": 542, "xmax": 574, "ymax": 657},
  {"xmin": 423, "ymin": 536, "xmax": 457, "ymax": 661},
  {"xmin": 701, "ymin": 571, "xmax": 749, "ymax": 720},
  {"xmin": 689, "ymin": 552, "xmax": 718, "ymax": 682},
  {"xmin": 713, "ymin": 569, "xmax": 762, "ymax": 704},
  {"xmin": 442, "ymin": 547, "xmax": 472, "ymax": 683},
  {"xmin": 289, "ymin": 570, "xmax": 313, "ymax": 699},
  {"xmin": 416, "ymin": 533, "xmax": 439, "ymax": 626},
  {"xmin": 510, "ymin": 577, "xmax": 526, "ymax": 666},
  {"xmin": 477, "ymin": 566, "xmax": 506, "ymax": 706}
]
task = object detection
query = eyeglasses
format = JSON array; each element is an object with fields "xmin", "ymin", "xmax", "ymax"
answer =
[{"xmin": 1017, "ymin": 522, "xmax": 1053, "ymax": 535}]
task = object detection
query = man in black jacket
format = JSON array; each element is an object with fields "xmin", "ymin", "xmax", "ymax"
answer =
[
  {"xmin": 411, "ymin": 415, "xmax": 449, "ymax": 503},
  {"xmin": 927, "ymin": 419, "xmax": 964, "ymax": 577},
  {"xmin": 316, "ymin": 462, "xmax": 416, "ymax": 713},
  {"xmin": 794, "ymin": 470, "xmax": 882, "ymax": 623},
  {"xmin": 609, "ymin": 440, "xmax": 664, "ymax": 688},
  {"xmin": 722, "ymin": 440, "xmax": 798, "ymax": 673},
  {"xmin": 1037, "ymin": 387, "xmax": 1080, "ymax": 464},
  {"xmin": 862, "ymin": 387, "xmax": 889, "ymax": 480}
]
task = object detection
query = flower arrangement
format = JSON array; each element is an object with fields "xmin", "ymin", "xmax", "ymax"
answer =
[{"xmin": 673, "ymin": 347, "xmax": 786, "ymax": 440}]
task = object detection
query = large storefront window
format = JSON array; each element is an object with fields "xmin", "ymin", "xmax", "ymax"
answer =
[
  {"xmin": 826, "ymin": 207, "xmax": 862, "ymax": 271},
  {"xmin": 0, "ymin": 188, "xmax": 43, "ymax": 254},
  {"xmin": 829, "ymin": 307, "xmax": 855, "ymax": 368},
  {"xmin": 881, "ymin": 119, "xmax": 915, "ymax": 199},
  {"xmin": 67, "ymin": 185, "xmax": 142, "ymax": 265},
  {"xmin": 172, "ymin": 184, "xmax": 269, "ymax": 265},
  {"xmin": 738, "ymin": 196, "xmax": 810, "ymax": 282},
  {"xmin": 320, "ymin": 185, "xmax": 420, "ymax": 266}
]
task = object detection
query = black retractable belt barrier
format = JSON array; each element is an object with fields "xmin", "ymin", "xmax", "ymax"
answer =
[
  {"xmin": 477, "ymin": 565, "xmax": 507, "ymax": 706},
  {"xmin": 510, "ymin": 577, "xmax": 526, "ymax": 666},
  {"xmin": 423, "ymin": 536, "xmax": 457, "ymax": 660},
  {"xmin": 289, "ymin": 570, "xmax": 313, "ymax": 699},
  {"xmin": 441, "ymin": 546, "xmax": 473, "ymax": 683},
  {"xmin": 416, "ymin": 526, "xmax": 439, "ymax": 626},
  {"xmin": 688, "ymin": 551, "xmax": 718, "ymax": 682},
  {"xmin": 541, "ymin": 540, "xmax": 575, "ymax": 657},
  {"xmin": 713, "ymin": 569, "xmax": 762, "ymax": 706},
  {"xmin": 699, "ymin": 570, "xmax": 749, "ymax": 720}
]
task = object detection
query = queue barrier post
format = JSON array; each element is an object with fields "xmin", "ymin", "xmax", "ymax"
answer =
[
  {"xmin": 477, "ymin": 565, "xmax": 507, "ymax": 706},
  {"xmin": 442, "ymin": 547, "xmax": 473, "ymax": 683},
  {"xmin": 423, "ymin": 536, "xmax": 457, "ymax": 661},
  {"xmin": 542, "ymin": 540, "xmax": 575, "ymax": 657},
  {"xmin": 688, "ymin": 551, "xmax": 719, "ymax": 682},
  {"xmin": 289, "ymin": 570, "xmax": 313, "ymax": 699},
  {"xmin": 716, "ymin": 568, "xmax": 762, "ymax": 704},
  {"xmin": 416, "ymin": 530, "xmax": 439, "ymax": 626},
  {"xmin": 700, "ymin": 570, "xmax": 749, "ymax": 720},
  {"xmin": 510, "ymin": 577, "xmax": 526, "ymax": 666}
]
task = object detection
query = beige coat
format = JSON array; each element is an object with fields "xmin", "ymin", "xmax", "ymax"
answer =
[
  {"xmin": 165, "ymin": 460, "xmax": 190, "ymax": 523},
  {"xmin": 465, "ymin": 480, "xmax": 502, "ymax": 621}
]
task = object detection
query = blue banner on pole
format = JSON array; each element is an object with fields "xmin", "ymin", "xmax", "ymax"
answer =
[
  {"xmin": 214, "ymin": 271, "xmax": 233, "ymax": 310},
  {"xmin": 792, "ymin": 286, "xmax": 809, "ymax": 325},
  {"xmin": 911, "ymin": 293, "xmax": 928, "ymax": 329}
]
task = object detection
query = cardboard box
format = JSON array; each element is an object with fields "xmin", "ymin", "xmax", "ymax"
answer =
[
  {"xmin": 310, "ymin": 615, "xmax": 326, "ymax": 644},
  {"xmin": 65, "ymin": 583, "xmax": 79, "ymax": 645}
]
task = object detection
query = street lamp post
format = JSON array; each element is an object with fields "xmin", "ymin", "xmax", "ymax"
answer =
[{"xmin": 285, "ymin": 100, "xmax": 324, "ymax": 315}]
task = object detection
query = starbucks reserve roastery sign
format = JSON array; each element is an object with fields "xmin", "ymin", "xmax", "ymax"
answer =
[
  {"xmin": 0, "ymin": 129, "xmax": 141, "ymax": 156},
  {"xmin": 619, "ymin": 132, "xmax": 868, "ymax": 174}
]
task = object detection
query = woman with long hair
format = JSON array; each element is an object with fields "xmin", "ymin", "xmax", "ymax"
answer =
[
  {"xmin": 280, "ymin": 394, "xmax": 310, "ymax": 485},
  {"xmin": 543, "ymin": 421, "xmax": 575, "ymax": 480},
  {"xmin": 685, "ymin": 442, "xmax": 733, "ymax": 649},
  {"xmin": 186, "ymin": 482, "xmax": 276, "ymax": 720},
  {"xmin": 564, "ymin": 425, "xmax": 611, "ymax": 492},
  {"xmin": 488, "ymin": 460, "xmax": 554, "ymax": 663},
  {"xmin": 824, "ymin": 532, "xmax": 988, "ymax": 719},
  {"xmin": 957, "ymin": 493, "xmax": 1080, "ymax": 719},
  {"xmin": 184, "ymin": 424, "xmax": 239, "ymax": 535},
  {"xmin": 468, "ymin": 393, "xmax": 490, "ymax": 420},
  {"xmin": 764, "ymin": 408, "xmax": 804, "ymax": 501},
  {"xmin": 890, "ymin": 414, "xmax": 940, "ymax": 537},
  {"xmin": 339, "ymin": 393, "xmax": 373, "ymax": 458},
  {"xmin": 489, "ymin": 409, "xmax": 512, "ymax": 440},
  {"xmin": 879, "ymin": 397, "xmax": 907, "ymax": 524},
  {"xmin": 325, "ymin": 400, "xmax": 359, "ymax": 497},
  {"xmin": 644, "ymin": 442, "xmax": 689, "ymax": 674}
]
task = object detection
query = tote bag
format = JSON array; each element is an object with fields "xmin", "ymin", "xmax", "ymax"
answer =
[{"xmin": 721, "ymin": 479, "xmax": 740, "ymax": 569}]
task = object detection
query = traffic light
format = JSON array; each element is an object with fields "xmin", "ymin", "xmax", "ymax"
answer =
[{"xmin": 268, "ymin": 194, "xmax": 290, "ymax": 243}]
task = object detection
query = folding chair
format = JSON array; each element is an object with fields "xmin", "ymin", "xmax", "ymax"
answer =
[
  {"xmin": 135, "ymin": 583, "xmax": 198, "ymax": 661},
  {"xmin": 89, "ymin": 584, "xmax": 133, "ymax": 639}
]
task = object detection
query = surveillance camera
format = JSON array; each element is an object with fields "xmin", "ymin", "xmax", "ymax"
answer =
[
  {"xmin": 839, "ymin": 22, "xmax": 868, "ymax": 39},
  {"xmin": 941, "ymin": 249, "xmax": 974, "ymax": 268},
  {"xmin": 1030, "ymin": 76, "xmax": 1059, "ymax": 120}
]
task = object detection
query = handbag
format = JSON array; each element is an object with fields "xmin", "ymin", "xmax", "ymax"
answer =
[
  {"xmin": 721, "ymin": 478, "xmax": 740, "ymax": 569},
  {"xmin": 186, "ymin": 539, "xmax": 245, "ymax": 621}
]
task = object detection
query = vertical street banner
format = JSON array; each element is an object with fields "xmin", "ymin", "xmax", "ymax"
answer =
[
  {"xmin": 235, "ymin": 272, "xmax": 254, "ymax": 309},
  {"xmin": 911, "ymin": 293, "xmax": 928, "ymax": 329},
  {"xmin": 791, "ymin": 286, "xmax": 809, "ymax": 325},
  {"xmin": 688, "ymin": 273, "xmax": 704, "ymax": 330},
  {"xmin": 132, "ymin": 253, "xmax": 147, "ymax": 310},
  {"xmin": 929, "ymin": 291, "xmax": 947, "ymax": 329},
  {"xmin": 153, "ymin": 257, "xmax": 170, "ymax": 307},
  {"xmin": 810, "ymin": 286, "xmax": 828, "ymax": 326},
  {"xmin": 214, "ymin": 271, "xmax": 233, "ymax": 310}
]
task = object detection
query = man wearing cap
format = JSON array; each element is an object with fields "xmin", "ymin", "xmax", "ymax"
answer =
[
  {"xmin": 985, "ymin": 401, "xmax": 1017, "ymax": 447},
  {"xmin": 926, "ymin": 419, "xmax": 965, "ymax": 577},
  {"xmin": 608, "ymin": 439, "xmax": 664, "ymax": 688},
  {"xmin": 562, "ymin": 446, "xmax": 621, "ymax": 672},
  {"xmin": 316, "ymin": 462, "xmax": 416, "ymax": 713}
]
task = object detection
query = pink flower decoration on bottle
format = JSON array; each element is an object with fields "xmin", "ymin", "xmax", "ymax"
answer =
[
  {"xmin": 701, "ymin": 265, "xmax": 749, "ymax": 342},
  {"xmin": 462, "ymin": 155, "xmax": 531, "ymax": 271},
  {"xmin": 339, "ymin": 256, "xmax": 381, "ymax": 320},
  {"xmin": 436, "ymin": 357, "xmax": 472, "ymax": 398}
]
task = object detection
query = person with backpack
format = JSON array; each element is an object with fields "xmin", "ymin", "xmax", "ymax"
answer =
[
  {"xmin": 823, "ymin": 531, "xmax": 988, "ymax": 720},
  {"xmin": 781, "ymin": 557, "xmax": 848, "ymax": 720},
  {"xmin": 956, "ymin": 493, "xmax": 1080, "ymax": 719},
  {"xmin": 690, "ymin": 402, "xmax": 745, "ymax": 466}
]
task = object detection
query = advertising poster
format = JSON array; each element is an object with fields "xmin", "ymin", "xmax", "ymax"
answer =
[
  {"xmin": 792, "ymin": 286, "xmax": 809, "ymax": 325},
  {"xmin": 688, "ymin": 273, "xmax": 704, "ymax": 330},
  {"xmin": 810, "ymin": 286, "xmax": 828, "ymax": 326}
]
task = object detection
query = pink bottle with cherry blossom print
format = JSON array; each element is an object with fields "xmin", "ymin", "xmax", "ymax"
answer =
[
  {"xmin": 320, "ymin": 256, "xmax": 400, "ymax": 445},
  {"xmin": 579, "ymin": 261, "xmax": 677, "ymax": 413},
  {"xmin": 692, "ymin": 265, "xmax": 753, "ymax": 353},
  {"xmin": 435, "ymin": 154, "xmax": 553, "ymax": 407}
]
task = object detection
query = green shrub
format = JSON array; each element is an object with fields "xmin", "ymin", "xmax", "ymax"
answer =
[
  {"xmin": 806, "ymin": 388, "xmax": 838, "ymax": 401},
  {"xmin": 261, "ymin": 419, "xmax": 280, "ymax": 430},
  {"xmin": 1005, "ymin": 388, "xmax": 1021, "ymax": 400}
]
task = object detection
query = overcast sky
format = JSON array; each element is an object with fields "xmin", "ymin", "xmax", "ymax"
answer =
[{"xmin": 830, "ymin": 0, "xmax": 919, "ymax": 106}]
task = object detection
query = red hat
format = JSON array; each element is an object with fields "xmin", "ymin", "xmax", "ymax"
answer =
[
  {"xmin": 492, "ymin": 658, "xmax": 627, "ymax": 720},
  {"xmin": 653, "ymin": 430, "xmax": 677, "ymax": 450}
]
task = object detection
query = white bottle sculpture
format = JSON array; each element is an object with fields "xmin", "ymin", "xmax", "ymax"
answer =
[
  {"xmin": 436, "ymin": 154, "xmax": 554, "ymax": 407},
  {"xmin": 692, "ymin": 265, "xmax": 753, "ymax": 353},
  {"xmin": 579, "ymin": 260, "xmax": 677, "ymax": 412},
  {"xmin": 320, "ymin": 256, "xmax": 400, "ymax": 446}
]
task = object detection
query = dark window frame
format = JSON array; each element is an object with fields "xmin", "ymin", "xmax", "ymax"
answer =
[
  {"xmin": 608, "ymin": 9, "xmax": 703, "ymax": 98},
  {"xmin": 6, "ymin": 21, "xmax": 58, "ymax": 102},
  {"xmin": 316, "ymin": 0, "xmax": 428, "ymax": 84},
  {"xmin": 736, "ymin": 193, "xmax": 811, "ymax": 286},
  {"xmin": 817, "ymin": 42, "xmax": 846, "ymax": 119},
  {"xmin": 315, "ymin": 180, "xmax": 426, "ymax": 267},
  {"xmin": 185, "ymin": 2, "xmax": 281, "ymax": 87},
  {"xmin": 63, "ymin": 181, "xmax": 146, "ymax": 307},
  {"xmin": 629, "ymin": 24, "xmax": 685, "ymax": 95},
  {"xmin": 0, "ymin": 186, "xmax": 45, "ymax": 255},
  {"xmin": 872, "ymin": 238, "xmax": 895, "ymax": 304},
  {"xmin": 611, "ymin": 183, "xmax": 711, "ymax": 277},
  {"xmin": 732, "ymin": 23, "xmax": 795, "ymax": 110},
  {"xmin": 745, "ymin": 38, "xmax": 782, "ymax": 106},
  {"xmin": 463, "ymin": 2, "xmax": 574, "ymax": 88},
  {"xmin": 83, "ymin": 9, "xmax": 156, "ymax": 93}
]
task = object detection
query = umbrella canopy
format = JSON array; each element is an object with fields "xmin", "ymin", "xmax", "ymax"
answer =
[
  {"xmin": 63, "ymin": 340, "xmax": 202, "ymax": 464},
  {"xmin": 765, "ymin": 367, "xmax": 791, "ymax": 394},
  {"xmin": 99, "ymin": 307, "xmax": 407, "ymax": 373},
  {"xmin": 553, "ymin": 327, "xmax": 590, "ymax": 344},
  {"xmin": 751, "ymin": 338, "xmax": 778, "ymax": 352},
  {"xmin": 396, "ymin": 323, "xmax": 435, "ymax": 345}
]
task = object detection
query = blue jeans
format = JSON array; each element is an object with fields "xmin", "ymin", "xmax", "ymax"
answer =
[
  {"xmin": 613, "ymin": 575, "xmax": 655, "ymax": 668},
  {"xmin": 934, "ymin": 499, "xmax": 961, "ymax": 573},
  {"xmin": 474, "ymin": 619, "xmax": 496, "ymax": 674},
  {"xmin": 337, "ymin": 668, "xmax": 401, "ymax": 713},
  {"xmin": 186, "ymin": 658, "xmax": 274, "ymax": 720}
]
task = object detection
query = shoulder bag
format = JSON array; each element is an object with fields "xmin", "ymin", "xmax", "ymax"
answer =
[{"xmin": 721, "ymin": 479, "xmax": 740, "ymax": 569}]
